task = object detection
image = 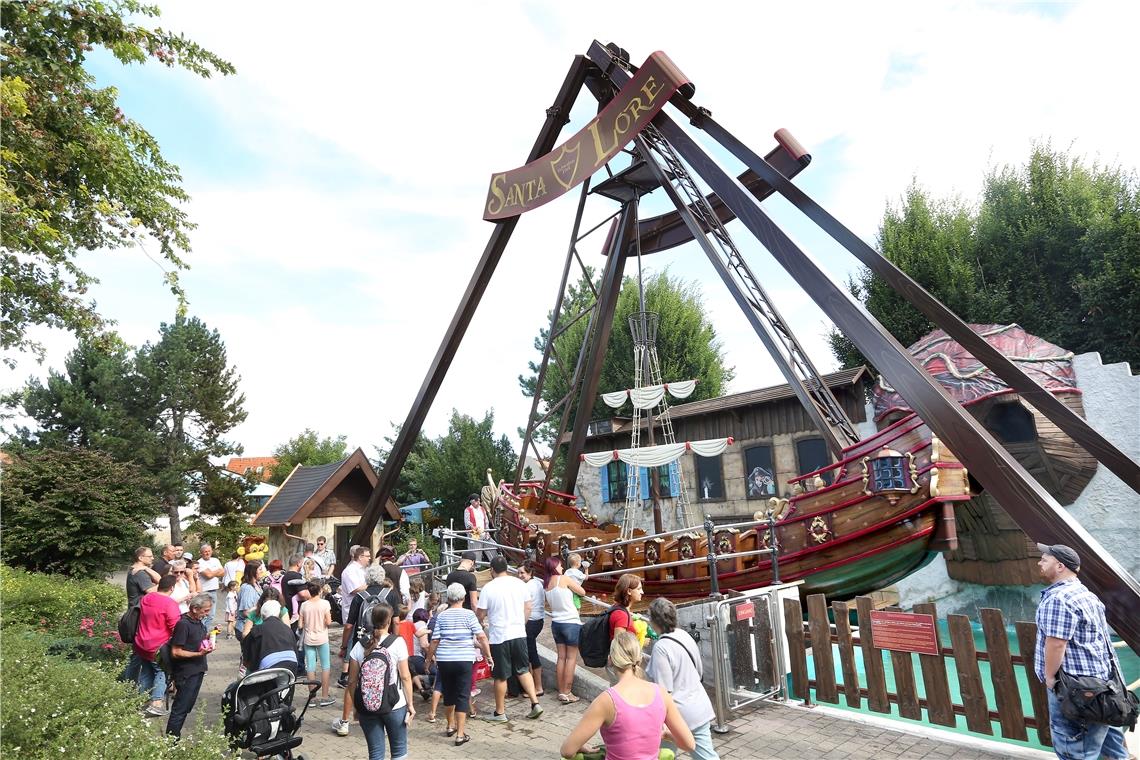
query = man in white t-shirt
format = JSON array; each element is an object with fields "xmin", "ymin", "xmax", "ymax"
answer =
[
  {"xmin": 476, "ymin": 555, "xmax": 543, "ymax": 721},
  {"xmin": 222, "ymin": 552, "xmax": 245, "ymax": 587},
  {"xmin": 196, "ymin": 543, "xmax": 224, "ymax": 629},
  {"xmin": 336, "ymin": 545, "xmax": 370, "ymax": 688}
]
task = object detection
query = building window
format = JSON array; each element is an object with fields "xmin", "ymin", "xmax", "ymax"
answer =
[
  {"xmin": 695, "ymin": 455, "xmax": 724, "ymax": 500},
  {"xmin": 984, "ymin": 403, "xmax": 1036, "ymax": 443},
  {"xmin": 603, "ymin": 461, "xmax": 628, "ymax": 503},
  {"xmin": 796, "ymin": 437, "xmax": 833, "ymax": 485},
  {"xmin": 744, "ymin": 445, "xmax": 777, "ymax": 499}
]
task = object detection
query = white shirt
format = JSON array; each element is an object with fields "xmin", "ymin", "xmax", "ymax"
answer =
[
  {"xmin": 464, "ymin": 504, "xmax": 487, "ymax": 535},
  {"xmin": 476, "ymin": 574, "xmax": 528, "ymax": 645},
  {"xmin": 174, "ymin": 578, "xmax": 192, "ymax": 614},
  {"xmin": 197, "ymin": 557, "xmax": 223, "ymax": 592},
  {"xmin": 340, "ymin": 563, "xmax": 367, "ymax": 620},
  {"xmin": 349, "ymin": 635, "xmax": 408, "ymax": 711},
  {"xmin": 524, "ymin": 578, "xmax": 545, "ymax": 622},
  {"xmin": 222, "ymin": 558, "xmax": 245, "ymax": 586},
  {"xmin": 546, "ymin": 579, "xmax": 581, "ymax": 624}
]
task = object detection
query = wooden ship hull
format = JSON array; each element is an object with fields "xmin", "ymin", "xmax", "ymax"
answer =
[{"xmin": 494, "ymin": 412, "xmax": 972, "ymax": 602}]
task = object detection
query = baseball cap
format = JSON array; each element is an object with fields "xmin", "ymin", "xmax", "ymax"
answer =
[
  {"xmin": 1037, "ymin": 543, "xmax": 1080, "ymax": 572},
  {"xmin": 181, "ymin": 552, "xmax": 194, "ymax": 561}
]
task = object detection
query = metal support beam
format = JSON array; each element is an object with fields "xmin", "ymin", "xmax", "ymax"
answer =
[
  {"xmin": 345, "ymin": 55, "xmax": 593, "ymax": 573},
  {"xmin": 559, "ymin": 206, "xmax": 633, "ymax": 494}
]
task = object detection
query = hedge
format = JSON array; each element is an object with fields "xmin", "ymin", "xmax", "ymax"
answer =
[{"xmin": 0, "ymin": 564, "xmax": 126, "ymax": 630}]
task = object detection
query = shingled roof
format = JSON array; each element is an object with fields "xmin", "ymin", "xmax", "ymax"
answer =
[{"xmin": 251, "ymin": 448, "xmax": 399, "ymax": 526}]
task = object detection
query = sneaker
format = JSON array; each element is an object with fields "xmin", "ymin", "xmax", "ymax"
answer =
[
  {"xmin": 481, "ymin": 711, "xmax": 508, "ymax": 723},
  {"xmin": 336, "ymin": 674, "xmax": 349, "ymax": 689},
  {"xmin": 526, "ymin": 702, "xmax": 544, "ymax": 719},
  {"xmin": 332, "ymin": 718, "xmax": 350, "ymax": 736},
  {"xmin": 318, "ymin": 697, "xmax": 337, "ymax": 707},
  {"xmin": 144, "ymin": 704, "xmax": 168, "ymax": 717},
  {"xmin": 470, "ymin": 687, "xmax": 481, "ymax": 697}
]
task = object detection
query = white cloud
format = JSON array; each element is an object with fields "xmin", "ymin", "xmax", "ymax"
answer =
[{"xmin": 6, "ymin": 1, "xmax": 1138, "ymax": 468}]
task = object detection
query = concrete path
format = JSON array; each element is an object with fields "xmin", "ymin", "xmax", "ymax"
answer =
[{"xmin": 157, "ymin": 622, "xmax": 1021, "ymax": 760}]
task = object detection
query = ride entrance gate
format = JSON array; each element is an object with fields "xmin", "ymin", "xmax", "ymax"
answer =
[{"xmin": 707, "ymin": 582, "xmax": 801, "ymax": 732}]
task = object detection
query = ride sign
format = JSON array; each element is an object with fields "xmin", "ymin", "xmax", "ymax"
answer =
[
  {"xmin": 869, "ymin": 610, "xmax": 939, "ymax": 656},
  {"xmin": 483, "ymin": 51, "xmax": 691, "ymax": 221}
]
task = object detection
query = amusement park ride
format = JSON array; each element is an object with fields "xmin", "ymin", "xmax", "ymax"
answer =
[{"xmin": 344, "ymin": 41, "xmax": 1140, "ymax": 654}]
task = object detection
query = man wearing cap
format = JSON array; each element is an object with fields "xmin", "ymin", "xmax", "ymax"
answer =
[
  {"xmin": 1034, "ymin": 543, "xmax": 1128, "ymax": 760},
  {"xmin": 464, "ymin": 493, "xmax": 492, "ymax": 565}
]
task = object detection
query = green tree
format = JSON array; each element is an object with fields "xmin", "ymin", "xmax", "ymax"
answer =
[
  {"xmin": 374, "ymin": 423, "xmax": 433, "ymax": 507},
  {"xmin": 1, "ymin": 0, "xmax": 233, "ymax": 365},
  {"xmin": 270, "ymin": 428, "xmax": 349, "ymax": 484},
  {"xmin": 831, "ymin": 144, "xmax": 1140, "ymax": 368},
  {"xmin": 520, "ymin": 269, "xmax": 734, "ymax": 446},
  {"xmin": 404, "ymin": 409, "xmax": 516, "ymax": 525},
  {"xmin": 0, "ymin": 445, "xmax": 157, "ymax": 577},
  {"xmin": 135, "ymin": 315, "xmax": 247, "ymax": 545}
]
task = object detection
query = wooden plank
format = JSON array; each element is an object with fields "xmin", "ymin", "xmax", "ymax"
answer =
[
  {"xmin": 856, "ymin": 595, "xmax": 890, "ymax": 713},
  {"xmin": 885, "ymin": 605, "xmax": 922, "ymax": 720},
  {"xmin": 980, "ymin": 608, "xmax": 1027, "ymax": 740},
  {"xmin": 832, "ymin": 600, "xmax": 861, "ymax": 707},
  {"xmin": 783, "ymin": 597, "xmax": 810, "ymax": 704},
  {"xmin": 1016, "ymin": 621, "xmax": 1052, "ymax": 747},
  {"xmin": 807, "ymin": 594, "xmax": 838, "ymax": 703},
  {"xmin": 947, "ymin": 613, "xmax": 993, "ymax": 734}
]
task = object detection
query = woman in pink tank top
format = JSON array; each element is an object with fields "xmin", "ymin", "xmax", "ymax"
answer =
[{"xmin": 561, "ymin": 630, "xmax": 694, "ymax": 760}]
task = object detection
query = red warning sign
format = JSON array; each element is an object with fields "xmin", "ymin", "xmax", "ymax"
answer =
[{"xmin": 869, "ymin": 610, "xmax": 939, "ymax": 656}]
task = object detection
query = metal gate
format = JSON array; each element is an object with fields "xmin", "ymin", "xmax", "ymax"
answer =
[{"xmin": 708, "ymin": 583, "xmax": 800, "ymax": 731}]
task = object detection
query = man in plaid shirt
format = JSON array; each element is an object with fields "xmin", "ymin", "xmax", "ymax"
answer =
[{"xmin": 1034, "ymin": 543, "xmax": 1128, "ymax": 760}]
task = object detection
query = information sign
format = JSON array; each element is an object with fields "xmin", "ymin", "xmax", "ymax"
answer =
[{"xmin": 869, "ymin": 610, "xmax": 939, "ymax": 656}]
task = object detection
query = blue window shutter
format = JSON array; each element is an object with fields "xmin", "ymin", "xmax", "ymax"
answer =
[
  {"xmin": 640, "ymin": 467, "xmax": 650, "ymax": 500},
  {"xmin": 600, "ymin": 465, "xmax": 610, "ymax": 503},
  {"xmin": 668, "ymin": 461, "xmax": 680, "ymax": 498}
]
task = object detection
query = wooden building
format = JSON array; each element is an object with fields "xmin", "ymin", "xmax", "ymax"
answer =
[
  {"xmin": 571, "ymin": 367, "xmax": 871, "ymax": 530},
  {"xmin": 251, "ymin": 448, "xmax": 400, "ymax": 563}
]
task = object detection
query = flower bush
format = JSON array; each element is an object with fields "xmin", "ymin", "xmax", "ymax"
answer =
[
  {"xmin": 1, "ymin": 633, "xmax": 236, "ymax": 759},
  {"xmin": 0, "ymin": 564, "xmax": 126, "ymax": 630}
]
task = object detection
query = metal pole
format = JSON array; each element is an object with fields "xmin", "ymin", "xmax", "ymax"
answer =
[
  {"xmin": 705, "ymin": 514, "xmax": 720, "ymax": 597},
  {"xmin": 769, "ymin": 517, "xmax": 781, "ymax": 584}
]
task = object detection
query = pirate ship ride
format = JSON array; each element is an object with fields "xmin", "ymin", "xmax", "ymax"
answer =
[{"xmin": 348, "ymin": 42, "xmax": 1140, "ymax": 653}]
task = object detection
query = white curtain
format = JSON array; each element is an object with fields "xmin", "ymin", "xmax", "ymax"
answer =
[
  {"xmin": 580, "ymin": 437, "xmax": 733, "ymax": 468},
  {"xmin": 600, "ymin": 380, "xmax": 699, "ymax": 410}
]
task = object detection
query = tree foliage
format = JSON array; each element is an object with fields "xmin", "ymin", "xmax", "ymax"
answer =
[
  {"xmin": 399, "ymin": 409, "xmax": 516, "ymax": 525},
  {"xmin": 830, "ymin": 144, "xmax": 1140, "ymax": 369},
  {"xmin": 135, "ymin": 315, "xmax": 247, "ymax": 544},
  {"xmin": 0, "ymin": 0, "xmax": 233, "ymax": 365},
  {"xmin": 519, "ymin": 269, "xmax": 734, "ymax": 446},
  {"xmin": 0, "ymin": 445, "xmax": 157, "ymax": 577},
  {"xmin": 270, "ymin": 428, "xmax": 349, "ymax": 484}
]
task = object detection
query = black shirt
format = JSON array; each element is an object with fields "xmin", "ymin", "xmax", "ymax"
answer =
[
  {"xmin": 445, "ymin": 570, "xmax": 478, "ymax": 610},
  {"xmin": 126, "ymin": 568, "xmax": 153, "ymax": 608},
  {"xmin": 169, "ymin": 614, "xmax": 209, "ymax": 679},
  {"xmin": 281, "ymin": 570, "xmax": 304, "ymax": 616},
  {"xmin": 241, "ymin": 616, "xmax": 296, "ymax": 670},
  {"xmin": 346, "ymin": 584, "xmax": 387, "ymax": 633},
  {"xmin": 152, "ymin": 557, "xmax": 171, "ymax": 577}
]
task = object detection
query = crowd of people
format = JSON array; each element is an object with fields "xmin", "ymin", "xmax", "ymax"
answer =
[{"xmin": 121, "ymin": 533, "xmax": 730, "ymax": 759}]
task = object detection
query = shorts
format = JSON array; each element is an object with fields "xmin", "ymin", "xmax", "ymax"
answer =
[
  {"xmin": 304, "ymin": 642, "xmax": 330, "ymax": 673},
  {"xmin": 408, "ymin": 654, "xmax": 427, "ymax": 677},
  {"xmin": 524, "ymin": 618, "xmax": 544, "ymax": 668},
  {"xmin": 551, "ymin": 621, "xmax": 581, "ymax": 647},
  {"xmin": 490, "ymin": 638, "xmax": 531, "ymax": 681},
  {"xmin": 437, "ymin": 660, "xmax": 474, "ymax": 712}
]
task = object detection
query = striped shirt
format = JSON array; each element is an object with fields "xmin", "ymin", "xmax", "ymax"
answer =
[
  {"xmin": 1035, "ymin": 577, "xmax": 1116, "ymax": 682},
  {"xmin": 430, "ymin": 606, "xmax": 481, "ymax": 662}
]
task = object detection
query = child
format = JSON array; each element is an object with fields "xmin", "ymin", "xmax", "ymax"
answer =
[
  {"xmin": 409, "ymin": 576, "xmax": 428, "ymax": 614},
  {"xmin": 298, "ymin": 581, "xmax": 336, "ymax": 707},
  {"xmin": 224, "ymin": 580, "xmax": 238, "ymax": 639},
  {"xmin": 565, "ymin": 552, "xmax": 588, "ymax": 610}
]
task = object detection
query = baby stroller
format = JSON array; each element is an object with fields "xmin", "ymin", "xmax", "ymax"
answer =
[{"xmin": 222, "ymin": 667, "xmax": 317, "ymax": 759}]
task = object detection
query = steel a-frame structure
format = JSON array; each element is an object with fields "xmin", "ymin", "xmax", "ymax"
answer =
[{"xmin": 347, "ymin": 41, "xmax": 1140, "ymax": 654}]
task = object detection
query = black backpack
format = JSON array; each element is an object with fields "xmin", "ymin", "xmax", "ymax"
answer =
[
  {"xmin": 354, "ymin": 591, "xmax": 385, "ymax": 645},
  {"xmin": 579, "ymin": 606, "xmax": 621, "ymax": 668},
  {"xmin": 117, "ymin": 604, "xmax": 141, "ymax": 645}
]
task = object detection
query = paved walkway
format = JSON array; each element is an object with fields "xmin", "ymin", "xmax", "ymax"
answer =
[{"xmin": 158, "ymin": 623, "xmax": 1019, "ymax": 760}]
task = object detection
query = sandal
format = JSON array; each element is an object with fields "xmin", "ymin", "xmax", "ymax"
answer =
[
  {"xmin": 558, "ymin": 693, "xmax": 580, "ymax": 704},
  {"xmin": 427, "ymin": 714, "xmax": 437, "ymax": 723},
  {"xmin": 446, "ymin": 726, "xmax": 458, "ymax": 737},
  {"xmin": 455, "ymin": 734, "xmax": 471, "ymax": 746}
]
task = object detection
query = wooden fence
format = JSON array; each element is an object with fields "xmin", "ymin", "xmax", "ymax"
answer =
[{"xmin": 783, "ymin": 593, "xmax": 1052, "ymax": 747}]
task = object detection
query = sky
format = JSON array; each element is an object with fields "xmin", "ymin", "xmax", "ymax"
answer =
[{"xmin": 5, "ymin": 1, "xmax": 1139, "ymax": 464}]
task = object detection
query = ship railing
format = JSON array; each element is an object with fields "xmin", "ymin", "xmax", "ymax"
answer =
[{"xmin": 436, "ymin": 514, "xmax": 782, "ymax": 595}]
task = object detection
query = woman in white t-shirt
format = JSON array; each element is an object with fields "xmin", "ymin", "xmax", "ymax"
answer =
[
  {"xmin": 347, "ymin": 603, "xmax": 416, "ymax": 760},
  {"xmin": 298, "ymin": 581, "xmax": 336, "ymax": 707},
  {"xmin": 519, "ymin": 564, "xmax": 546, "ymax": 696}
]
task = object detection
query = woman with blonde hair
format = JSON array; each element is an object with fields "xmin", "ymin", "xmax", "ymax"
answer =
[{"xmin": 560, "ymin": 630, "xmax": 694, "ymax": 760}]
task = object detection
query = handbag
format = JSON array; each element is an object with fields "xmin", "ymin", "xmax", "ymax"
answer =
[{"xmin": 1054, "ymin": 629, "xmax": 1139, "ymax": 730}]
